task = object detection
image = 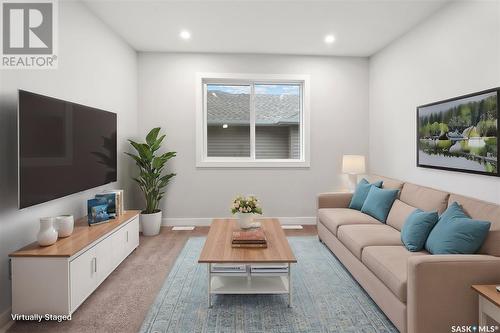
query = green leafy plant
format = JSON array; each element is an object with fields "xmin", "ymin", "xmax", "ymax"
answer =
[
  {"xmin": 125, "ymin": 128, "xmax": 176, "ymax": 214},
  {"xmin": 231, "ymin": 195, "xmax": 262, "ymax": 215}
]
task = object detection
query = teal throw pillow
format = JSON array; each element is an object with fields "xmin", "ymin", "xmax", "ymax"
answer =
[
  {"xmin": 425, "ymin": 202, "xmax": 491, "ymax": 254},
  {"xmin": 349, "ymin": 178, "xmax": 383, "ymax": 211},
  {"xmin": 360, "ymin": 186, "xmax": 399, "ymax": 222},
  {"xmin": 401, "ymin": 209, "xmax": 439, "ymax": 252}
]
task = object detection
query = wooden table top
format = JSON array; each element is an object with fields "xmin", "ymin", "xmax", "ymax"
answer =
[
  {"xmin": 9, "ymin": 210, "xmax": 140, "ymax": 258},
  {"xmin": 198, "ymin": 218, "xmax": 297, "ymax": 263},
  {"xmin": 472, "ymin": 285, "xmax": 500, "ymax": 307}
]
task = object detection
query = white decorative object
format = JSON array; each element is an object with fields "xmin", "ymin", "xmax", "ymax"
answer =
[
  {"xmin": 141, "ymin": 211, "xmax": 162, "ymax": 236},
  {"xmin": 37, "ymin": 217, "xmax": 58, "ymax": 246},
  {"xmin": 237, "ymin": 213, "xmax": 255, "ymax": 229},
  {"xmin": 231, "ymin": 195, "xmax": 263, "ymax": 229},
  {"xmin": 342, "ymin": 155, "xmax": 366, "ymax": 191},
  {"xmin": 56, "ymin": 215, "xmax": 74, "ymax": 238}
]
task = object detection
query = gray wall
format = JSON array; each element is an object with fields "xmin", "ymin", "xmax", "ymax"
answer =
[
  {"xmin": 207, "ymin": 125, "xmax": 250, "ymax": 157},
  {"xmin": 207, "ymin": 125, "xmax": 299, "ymax": 159},
  {"xmin": 289, "ymin": 126, "xmax": 300, "ymax": 159},
  {"xmin": 0, "ymin": 1, "xmax": 138, "ymax": 315},
  {"xmin": 369, "ymin": 0, "xmax": 500, "ymax": 203},
  {"xmin": 255, "ymin": 125, "xmax": 298, "ymax": 159},
  {"xmin": 138, "ymin": 53, "xmax": 369, "ymax": 220}
]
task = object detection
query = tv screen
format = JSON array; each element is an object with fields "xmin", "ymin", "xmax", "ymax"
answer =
[{"xmin": 18, "ymin": 90, "xmax": 117, "ymax": 208}]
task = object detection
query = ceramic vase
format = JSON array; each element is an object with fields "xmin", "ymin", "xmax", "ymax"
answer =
[
  {"xmin": 237, "ymin": 213, "xmax": 255, "ymax": 229},
  {"xmin": 56, "ymin": 215, "xmax": 74, "ymax": 238},
  {"xmin": 37, "ymin": 217, "xmax": 58, "ymax": 246}
]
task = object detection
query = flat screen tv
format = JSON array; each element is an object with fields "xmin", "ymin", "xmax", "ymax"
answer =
[{"xmin": 18, "ymin": 90, "xmax": 117, "ymax": 208}]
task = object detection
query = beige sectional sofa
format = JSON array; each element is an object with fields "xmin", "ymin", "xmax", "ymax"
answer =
[{"xmin": 317, "ymin": 175, "xmax": 500, "ymax": 333}]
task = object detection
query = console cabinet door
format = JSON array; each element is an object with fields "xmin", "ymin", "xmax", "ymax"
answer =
[
  {"xmin": 70, "ymin": 247, "xmax": 97, "ymax": 311},
  {"xmin": 111, "ymin": 218, "xmax": 139, "ymax": 264},
  {"xmin": 94, "ymin": 233, "xmax": 116, "ymax": 283},
  {"xmin": 125, "ymin": 217, "xmax": 139, "ymax": 253}
]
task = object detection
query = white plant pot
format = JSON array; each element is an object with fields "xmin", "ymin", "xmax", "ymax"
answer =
[
  {"xmin": 37, "ymin": 217, "xmax": 58, "ymax": 246},
  {"xmin": 237, "ymin": 213, "xmax": 255, "ymax": 229},
  {"xmin": 141, "ymin": 211, "xmax": 162, "ymax": 236},
  {"xmin": 56, "ymin": 215, "xmax": 74, "ymax": 238}
]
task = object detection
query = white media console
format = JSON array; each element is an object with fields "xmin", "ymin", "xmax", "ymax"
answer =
[{"xmin": 9, "ymin": 211, "xmax": 140, "ymax": 315}]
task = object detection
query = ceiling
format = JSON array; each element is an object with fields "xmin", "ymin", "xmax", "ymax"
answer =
[{"xmin": 84, "ymin": 0, "xmax": 450, "ymax": 57}]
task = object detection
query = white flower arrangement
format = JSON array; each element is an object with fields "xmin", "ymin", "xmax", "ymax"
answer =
[{"xmin": 231, "ymin": 195, "xmax": 263, "ymax": 215}]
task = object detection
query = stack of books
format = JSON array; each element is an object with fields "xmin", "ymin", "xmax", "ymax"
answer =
[
  {"xmin": 87, "ymin": 189, "xmax": 125, "ymax": 226},
  {"xmin": 251, "ymin": 264, "xmax": 289, "ymax": 274},
  {"xmin": 231, "ymin": 229, "xmax": 267, "ymax": 248},
  {"xmin": 102, "ymin": 189, "xmax": 125, "ymax": 216},
  {"xmin": 211, "ymin": 264, "xmax": 247, "ymax": 274}
]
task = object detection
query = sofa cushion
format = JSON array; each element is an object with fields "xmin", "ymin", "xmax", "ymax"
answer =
[
  {"xmin": 349, "ymin": 178, "xmax": 383, "ymax": 210},
  {"xmin": 449, "ymin": 194, "xmax": 500, "ymax": 256},
  {"xmin": 318, "ymin": 208, "xmax": 380, "ymax": 236},
  {"xmin": 400, "ymin": 182, "xmax": 450, "ymax": 214},
  {"xmin": 337, "ymin": 224, "xmax": 402, "ymax": 259},
  {"xmin": 365, "ymin": 174, "xmax": 404, "ymax": 191},
  {"xmin": 386, "ymin": 200, "xmax": 418, "ymax": 231},
  {"xmin": 362, "ymin": 246, "xmax": 427, "ymax": 302},
  {"xmin": 401, "ymin": 209, "xmax": 438, "ymax": 252},
  {"xmin": 361, "ymin": 187, "xmax": 399, "ymax": 222},
  {"xmin": 425, "ymin": 202, "xmax": 491, "ymax": 255}
]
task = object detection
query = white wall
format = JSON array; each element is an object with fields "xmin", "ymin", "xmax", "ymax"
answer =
[
  {"xmin": 369, "ymin": 0, "xmax": 500, "ymax": 203},
  {"xmin": 138, "ymin": 53, "xmax": 369, "ymax": 222},
  {"xmin": 0, "ymin": 1, "xmax": 138, "ymax": 316}
]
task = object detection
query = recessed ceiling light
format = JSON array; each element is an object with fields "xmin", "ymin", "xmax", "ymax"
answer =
[
  {"xmin": 180, "ymin": 30, "xmax": 191, "ymax": 40},
  {"xmin": 324, "ymin": 34, "xmax": 335, "ymax": 44}
]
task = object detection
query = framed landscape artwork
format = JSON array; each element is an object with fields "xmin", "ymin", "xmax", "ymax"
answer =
[{"xmin": 417, "ymin": 88, "xmax": 499, "ymax": 177}]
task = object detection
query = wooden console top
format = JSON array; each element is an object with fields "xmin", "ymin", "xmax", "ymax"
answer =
[{"xmin": 9, "ymin": 210, "xmax": 141, "ymax": 258}]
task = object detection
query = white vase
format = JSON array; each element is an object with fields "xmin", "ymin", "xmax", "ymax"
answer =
[
  {"xmin": 237, "ymin": 213, "xmax": 255, "ymax": 229},
  {"xmin": 56, "ymin": 215, "xmax": 74, "ymax": 238},
  {"xmin": 37, "ymin": 217, "xmax": 58, "ymax": 246},
  {"xmin": 141, "ymin": 211, "xmax": 162, "ymax": 236}
]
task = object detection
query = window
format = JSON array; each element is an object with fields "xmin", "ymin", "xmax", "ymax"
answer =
[{"xmin": 196, "ymin": 73, "xmax": 310, "ymax": 167}]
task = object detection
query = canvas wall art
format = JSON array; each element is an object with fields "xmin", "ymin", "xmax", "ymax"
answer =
[{"xmin": 417, "ymin": 88, "xmax": 499, "ymax": 176}]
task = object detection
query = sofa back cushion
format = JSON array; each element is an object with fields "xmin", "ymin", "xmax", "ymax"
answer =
[
  {"xmin": 449, "ymin": 194, "xmax": 500, "ymax": 256},
  {"xmin": 400, "ymin": 183, "xmax": 449, "ymax": 215},
  {"xmin": 365, "ymin": 174, "xmax": 404, "ymax": 191},
  {"xmin": 386, "ymin": 199, "xmax": 418, "ymax": 231}
]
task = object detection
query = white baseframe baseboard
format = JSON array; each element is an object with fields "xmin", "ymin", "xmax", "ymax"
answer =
[
  {"xmin": 0, "ymin": 308, "xmax": 13, "ymax": 333},
  {"xmin": 162, "ymin": 216, "xmax": 316, "ymax": 227}
]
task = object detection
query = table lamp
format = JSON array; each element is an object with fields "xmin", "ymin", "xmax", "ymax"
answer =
[{"xmin": 342, "ymin": 155, "xmax": 366, "ymax": 191}]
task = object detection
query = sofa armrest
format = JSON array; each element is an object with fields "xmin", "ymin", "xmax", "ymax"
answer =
[
  {"xmin": 317, "ymin": 192, "xmax": 353, "ymax": 209},
  {"xmin": 407, "ymin": 255, "xmax": 500, "ymax": 333}
]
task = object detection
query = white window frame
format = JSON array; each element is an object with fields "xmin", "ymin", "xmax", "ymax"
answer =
[{"xmin": 195, "ymin": 72, "xmax": 310, "ymax": 168}]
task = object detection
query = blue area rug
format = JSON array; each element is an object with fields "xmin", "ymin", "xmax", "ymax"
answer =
[{"xmin": 140, "ymin": 237, "xmax": 398, "ymax": 333}]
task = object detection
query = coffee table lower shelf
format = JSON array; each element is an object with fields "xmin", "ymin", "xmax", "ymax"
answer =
[{"xmin": 207, "ymin": 263, "xmax": 292, "ymax": 307}]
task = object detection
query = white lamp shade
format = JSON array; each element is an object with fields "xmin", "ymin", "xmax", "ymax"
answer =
[{"xmin": 342, "ymin": 155, "xmax": 366, "ymax": 174}]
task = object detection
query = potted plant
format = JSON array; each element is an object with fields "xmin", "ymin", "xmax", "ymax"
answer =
[
  {"xmin": 126, "ymin": 127, "xmax": 176, "ymax": 236},
  {"xmin": 231, "ymin": 195, "xmax": 262, "ymax": 229}
]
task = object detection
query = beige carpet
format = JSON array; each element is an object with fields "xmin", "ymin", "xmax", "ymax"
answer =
[{"xmin": 7, "ymin": 225, "xmax": 316, "ymax": 333}]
